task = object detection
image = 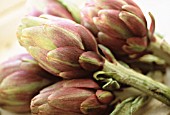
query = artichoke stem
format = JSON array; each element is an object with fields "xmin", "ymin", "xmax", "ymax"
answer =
[
  {"xmin": 101, "ymin": 59, "xmax": 170, "ymax": 106},
  {"xmin": 110, "ymin": 96, "xmax": 150, "ymax": 115},
  {"xmin": 147, "ymin": 35, "xmax": 170, "ymax": 65}
]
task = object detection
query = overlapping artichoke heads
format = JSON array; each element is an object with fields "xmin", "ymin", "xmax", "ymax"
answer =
[
  {"xmin": 17, "ymin": 15, "xmax": 104, "ymax": 79},
  {"xmin": 0, "ymin": 0, "xmax": 170, "ymax": 115},
  {"xmin": 0, "ymin": 54, "xmax": 57, "ymax": 113},
  {"xmin": 31, "ymin": 79, "xmax": 114, "ymax": 115},
  {"xmin": 17, "ymin": 14, "xmax": 170, "ymax": 106}
]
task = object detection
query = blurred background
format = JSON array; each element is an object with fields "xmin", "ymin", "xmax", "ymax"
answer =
[
  {"xmin": 0, "ymin": 0, "xmax": 27, "ymax": 62},
  {"xmin": 0, "ymin": 0, "xmax": 170, "ymax": 63},
  {"xmin": 136, "ymin": 0, "xmax": 170, "ymax": 43}
]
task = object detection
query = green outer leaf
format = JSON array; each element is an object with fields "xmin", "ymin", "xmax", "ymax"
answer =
[{"xmin": 110, "ymin": 96, "xmax": 149, "ymax": 115}]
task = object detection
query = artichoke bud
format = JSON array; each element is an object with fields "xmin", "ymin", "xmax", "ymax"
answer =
[
  {"xmin": 31, "ymin": 79, "xmax": 114, "ymax": 115},
  {"xmin": 0, "ymin": 54, "xmax": 57, "ymax": 113},
  {"xmin": 81, "ymin": 0, "xmax": 149, "ymax": 57},
  {"xmin": 26, "ymin": 0, "xmax": 74, "ymax": 20},
  {"xmin": 18, "ymin": 15, "xmax": 99, "ymax": 79}
]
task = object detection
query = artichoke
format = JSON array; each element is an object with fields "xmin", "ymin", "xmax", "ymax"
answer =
[
  {"xmin": 81, "ymin": 0, "xmax": 147, "ymax": 54},
  {"xmin": 26, "ymin": 0, "xmax": 81, "ymax": 23},
  {"xmin": 81, "ymin": 0, "xmax": 170, "ymax": 64},
  {"xmin": 17, "ymin": 15, "xmax": 104, "ymax": 79},
  {"xmin": 31, "ymin": 79, "xmax": 114, "ymax": 115},
  {"xmin": 0, "ymin": 54, "xmax": 57, "ymax": 113}
]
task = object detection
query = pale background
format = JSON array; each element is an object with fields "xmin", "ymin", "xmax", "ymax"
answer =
[{"xmin": 0, "ymin": 0, "xmax": 170, "ymax": 115}]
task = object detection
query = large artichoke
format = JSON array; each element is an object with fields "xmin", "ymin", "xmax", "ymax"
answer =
[
  {"xmin": 31, "ymin": 79, "xmax": 114, "ymax": 115},
  {"xmin": 81, "ymin": 0, "xmax": 147, "ymax": 54},
  {"xmin": 17, "ymin": 15, "xmax": 104, "ymax": 79},
  {"xmin": 81, "ymin": 0, "xmax": 170, "ymax": 64},
  {"xmin": 0, "ymin": 54, "xmax": 57, "ymax": 113}
]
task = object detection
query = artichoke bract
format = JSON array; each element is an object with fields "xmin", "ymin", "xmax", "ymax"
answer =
[
  {"xmin": 31, "ymin": 79, "xmax": 114, "ymax": 115},
  {"xmin": 17, "ymin": 15, "xmax": 104, "ymax": 79},
  {"xmin": 81, "ymin": 0, "xmax": 170, "ymax": 64},
  {"xmin": 0, "ymin": 54, "xmax": 57, "ymax": 113},
  {"xmin": 26, "ymin": 0, "xmax": 81, "ymax": 23}
]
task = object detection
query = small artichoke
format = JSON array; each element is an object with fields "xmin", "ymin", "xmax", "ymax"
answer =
[
  {"xmin": 81, "ymin": 0, "xmax": 170, "ymax": 64},
  {"xmin": 0, "ymin": 54, "xmax": 57, "ymax": 113},
  {"xmin": 17, "ymin": 15, "xmax": 104, "ymax": 79},
  {"xmin": 26, "ymin": 0, "xmax": 81, "ymax": 22},
  {"xmin": 81, "ymin": 0, "xmax": 148, "ymax": 56},
  {"xmin": 31, "ymin": 79, "xmax": 114, "ymax": 115}
]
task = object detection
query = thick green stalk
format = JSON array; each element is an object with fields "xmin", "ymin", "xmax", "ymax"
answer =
[
  {"xmin": 147, "ymin": 35, "xmax": 170, "ymax": 65},
  {"xmin": 98, "ymin": 59, "xmax": 170, "ymax": 106}
]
